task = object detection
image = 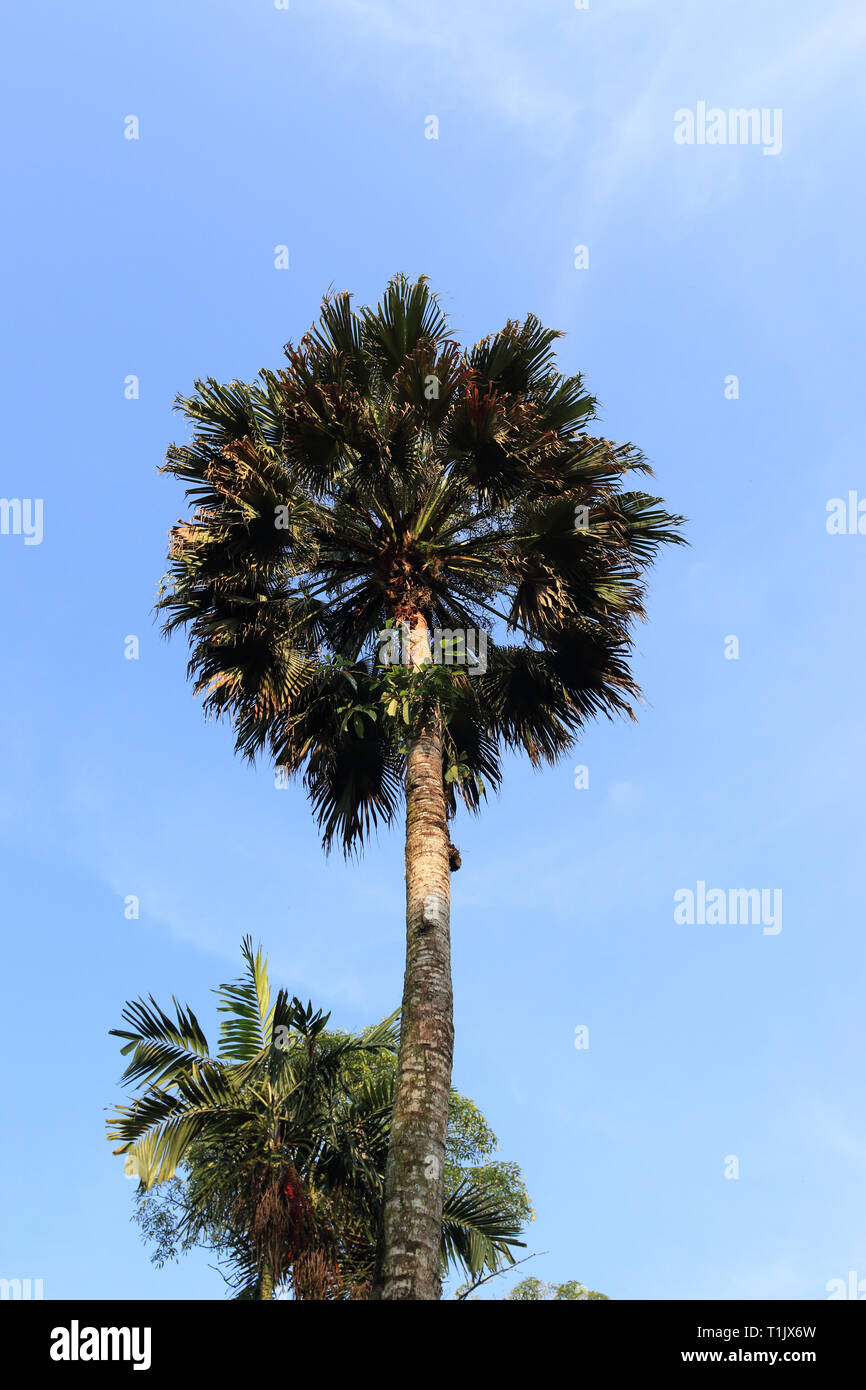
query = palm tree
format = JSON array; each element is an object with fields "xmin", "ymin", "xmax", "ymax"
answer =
[
  {"xmin": 108, "ymin": 938, "xmax": 525, "ymax": 1298},
  {"xmin": 156, "ymin": 275, "xmax": 684, "ymax": 1298}
]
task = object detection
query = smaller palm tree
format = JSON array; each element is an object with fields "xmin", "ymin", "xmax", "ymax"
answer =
[{"xmin": 107, "ymin": 939, "xmax": 524, "ymax": 1298}]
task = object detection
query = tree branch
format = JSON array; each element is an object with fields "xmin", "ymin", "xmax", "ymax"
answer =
[{"xmin": 455, "ymin": 1250, "xmax": 548, "ymax": 1301}]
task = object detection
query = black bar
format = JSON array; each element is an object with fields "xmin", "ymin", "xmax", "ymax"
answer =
[{"xmin": 3, "ymin": 1298, "xmax": 862, "ymax": 1375}]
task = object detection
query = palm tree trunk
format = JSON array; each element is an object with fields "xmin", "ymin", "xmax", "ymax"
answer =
[{"xmin": 373, "ymin": 616, "xmax": 454, "ymax": 1300}]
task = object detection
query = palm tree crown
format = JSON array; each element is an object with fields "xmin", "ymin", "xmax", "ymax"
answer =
[{"xmin": 158, "ymin": 274, "xmax": 685, "ymax": 851}]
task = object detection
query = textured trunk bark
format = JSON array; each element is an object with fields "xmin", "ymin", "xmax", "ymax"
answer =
[{"xmin": 372, "ymin": 615, "xmax": 454, "ymax": 1300}]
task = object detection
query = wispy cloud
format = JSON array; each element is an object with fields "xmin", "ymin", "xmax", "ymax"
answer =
[
  {"xmin": 330, "ymin": 0, "xmax": 582, "ymax": 137},
  {"xmin": 331, "ymin": 0, "xmax": 866, "ymax": 236}
]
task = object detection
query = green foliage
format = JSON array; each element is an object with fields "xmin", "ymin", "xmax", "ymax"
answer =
[
  {"xmin": 110, "ymin": 939, "xmax": 529, "ymax": 1298},
  {"xmin": 506, "ymin": 1276, "xmax": 609, "ymax": 1301},
  {"xmin": 554, "ymin": 1279, "xmax": 609, "ymax": 1300},
  {"xmin": 444, "ymin": 1092, "xmax": 532, "ymax": 1233},
  {"xmin": 157, "ymin": 274, "xmax": 685, "ymax": 853}
]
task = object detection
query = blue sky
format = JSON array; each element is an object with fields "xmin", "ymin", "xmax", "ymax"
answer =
[{"xmin": 2, "ymin": 0, "xmax": 865, "ymax": 1300}]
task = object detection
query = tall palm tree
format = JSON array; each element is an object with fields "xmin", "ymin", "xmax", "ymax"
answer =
[
  {"xmin": 108, "ymin": 937, "xmax": 525, "ymax": 1298},
  {"xmin": 156, "ymin": 275, "xmax": 684, "ymax": 1298}
]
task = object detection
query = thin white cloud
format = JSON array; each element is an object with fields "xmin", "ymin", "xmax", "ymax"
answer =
[
  {"xmin": 330, "ymin": 0, "xmax": 582, "ymax": 136},
  {"xmin": 331, "ymin": 0, "xmax": 866, "ymax": 233},
  {"xmin": 745, "ymin": 3, "xmax": 866, "ymax": 93}
]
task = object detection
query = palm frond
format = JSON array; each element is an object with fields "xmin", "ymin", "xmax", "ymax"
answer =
[{"xmin": 441, "ymin": 1178, "xmax": 526, "ymax": 1278}]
